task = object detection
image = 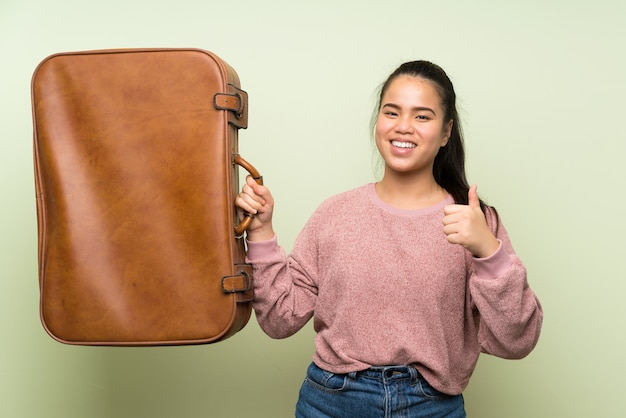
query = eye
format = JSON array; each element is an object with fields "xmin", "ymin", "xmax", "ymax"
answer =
[
  {"xmin": 416, "ymin": 114, "xmax": 431, "ymax": 121},
  {"xmin": 384, "ymin": 110, "xmax": 398, "ymax": 117}
]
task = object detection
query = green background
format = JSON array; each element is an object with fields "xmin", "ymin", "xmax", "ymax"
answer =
[{"xmin": 2, "ymin": 0, "xmax": 624, "ymax": 417}]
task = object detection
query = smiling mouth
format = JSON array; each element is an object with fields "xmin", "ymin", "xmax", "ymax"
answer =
[{"xmin": 391, "ymin": 140, "xmax": 416, "ymax": 149}]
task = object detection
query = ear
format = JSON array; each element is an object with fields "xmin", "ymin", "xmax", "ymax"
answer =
[{"xmin": 441, "ymin": 119, "xmax": 453, "ymax": 147}]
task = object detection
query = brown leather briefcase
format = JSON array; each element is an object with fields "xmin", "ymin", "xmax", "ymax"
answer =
[{"xmin": 31, "ymin": 48, "xmax": 260, "ymax": 346}]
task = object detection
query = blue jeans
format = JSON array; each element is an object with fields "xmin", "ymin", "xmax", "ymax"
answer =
[{"xmin": 296, "ymin": 363, "xmax": 465, "ymax": 418}]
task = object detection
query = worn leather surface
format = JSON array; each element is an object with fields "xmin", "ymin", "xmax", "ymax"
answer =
[{"xmin": 31, "ymin": 49, "xmax": 253, "ymax": 345}]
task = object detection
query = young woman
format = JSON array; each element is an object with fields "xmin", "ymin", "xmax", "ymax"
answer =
[{"xmin": 236, "ymin": 60, "xmax": 543, "ymax": 417}]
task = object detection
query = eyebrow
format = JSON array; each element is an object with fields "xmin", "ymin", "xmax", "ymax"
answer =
[{"xmin": 382, "ymin": 103, "xmax": 437, "ymax": 115}]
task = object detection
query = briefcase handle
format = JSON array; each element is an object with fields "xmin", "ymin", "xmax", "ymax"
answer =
[{"xmin": 234, "ymin": 154, "xmax": 263, "ymax": 238}]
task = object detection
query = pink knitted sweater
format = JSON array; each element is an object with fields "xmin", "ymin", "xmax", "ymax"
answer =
[{"xmin": 246, "ymin": 183, "xmax": 542, "ymax": 395}]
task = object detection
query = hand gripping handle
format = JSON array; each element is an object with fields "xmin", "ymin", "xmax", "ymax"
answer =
[{"xmin": 234, "ymin": 154, "xmax": 263, "ymax": 238}]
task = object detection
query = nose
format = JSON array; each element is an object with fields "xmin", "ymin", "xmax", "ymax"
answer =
[{"xmin": 394, "ymin": 116, "xmax": 414, "ymax": 134}]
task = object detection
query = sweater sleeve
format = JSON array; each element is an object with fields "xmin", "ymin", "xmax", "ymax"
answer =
[
  {"xmin": 245, "ymin": 226, "xmax": 319, "ymax": 339},
  {"xmin": 470, "ymin": 210, "xmax": 543, "ymax": 359}
]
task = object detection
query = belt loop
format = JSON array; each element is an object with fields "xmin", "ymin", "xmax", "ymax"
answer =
[
  {"xmin": 408, "ymin": 366, "xmax": 419, "ymax": 384},
  {"xmin": 348, "ymin": 371, "xmax": 358, "ymax": 380}
]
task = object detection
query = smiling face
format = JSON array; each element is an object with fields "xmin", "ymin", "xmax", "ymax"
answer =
[{"xmin": 375, "ymin": 75, "xmax": 452, "ymax": 178}]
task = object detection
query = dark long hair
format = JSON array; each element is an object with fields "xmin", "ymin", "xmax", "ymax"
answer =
[{"xmin": 373, "ymin": 60, "xmax": 496, "ymax": 222}]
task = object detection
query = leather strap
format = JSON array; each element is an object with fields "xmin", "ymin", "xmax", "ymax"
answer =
[
  {"xmin": 214, "ymin": 94, "xmax": 242, "ymax": 113},
  {"xmin": 222, "ymin": 271, "xmax": 252, "ymax": 295},
  {"xmin": 214, "ymin": 84, "xmax": 248, "ymax": 129}
]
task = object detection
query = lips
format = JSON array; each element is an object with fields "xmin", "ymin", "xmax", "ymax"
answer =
[{"xmin": 391, "ymin": 140, "xmax": 416, "ymax": 149}]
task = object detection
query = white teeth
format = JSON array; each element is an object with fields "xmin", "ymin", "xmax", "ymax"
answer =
[{"xmin": 391, "ymin": 140, "xmax": 416, "ymax": 149}]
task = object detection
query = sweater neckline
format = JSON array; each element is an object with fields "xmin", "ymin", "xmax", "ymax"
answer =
[{"xmin": 366, "ymin": 183, "xmax": 454, "ymax": 216}]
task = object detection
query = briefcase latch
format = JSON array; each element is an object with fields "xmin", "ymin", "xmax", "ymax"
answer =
[
  {"xmin": 221, "ymin": 271, "xmax": 252, "ymax": 294},
  {"xmin": 214, "ymin": 84, "xmax": 248, "ymax": 129}
]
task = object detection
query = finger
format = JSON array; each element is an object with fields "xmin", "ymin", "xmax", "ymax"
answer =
[
  {"xmin": 237, "ymin": 181, "xmax": 268, "ymax": 210},
  {"xmin": 442, "ymin": 213, "xmax": 456, "ymax": 226},
  {"xmin": 246, "ymin": 175, "xmax": 271, "ymax": 200},
  {"xmin": 443, "ymin": 204, "xmax": 465, "ymax": 216},
  {"xmin": 241, "ymin": 181, "xmax": 268, "ymax": 205},
  {"xmin": 246, "ymin": 175, "xmax": 258, "ymax": 187},
  {"xmin": 235, "ymin": 193, "xmax": 259, "ymax": 214},
  {"xmin": 445, "ymin": 234, "xmax": 461, "ymax": 245},
  {"xmin": 442, "ymin": 222, "xmax": 457, "ymax": 236},
  {"xmin": 468, "ymin": 184, "xmax": 480, "ymax": 209}
]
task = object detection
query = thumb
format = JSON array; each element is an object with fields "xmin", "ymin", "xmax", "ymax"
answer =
[{"xmin": 468, "ymin": 184, "xmax": 480, "ymax": 208}]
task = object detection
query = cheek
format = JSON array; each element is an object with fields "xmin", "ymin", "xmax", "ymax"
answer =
[
  {"xmin": 374, "ymin": 121, "xmax": 384, "ymax": 145},
  {"xmin": 374, "ymin": 117, "xmax": 391, "ymax": 140},
  {"xmin": 416, "ymin": 126, "xmax": 446, "ymax": 146}
]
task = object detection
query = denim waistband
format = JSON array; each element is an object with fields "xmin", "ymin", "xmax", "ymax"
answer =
[{"xmin": 348, "ymin": 365, "xmax": 419, "ymax": 383}]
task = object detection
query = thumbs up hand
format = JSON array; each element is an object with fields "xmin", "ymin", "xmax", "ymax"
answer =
[{"xmin": 443, "ymin": 185, "xmax": 500, "ymax": 258}]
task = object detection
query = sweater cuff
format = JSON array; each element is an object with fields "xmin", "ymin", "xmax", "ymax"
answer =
[
  {"xmin": 473, "ymin": 240, "xmax": 512, "ymax": 280},
  {"xmin": 245, "ymin": 234, "xmax": 281, "ymax": 262}
]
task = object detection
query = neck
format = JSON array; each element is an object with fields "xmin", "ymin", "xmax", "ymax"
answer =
[{"xmin": 375, "ymin": 171, "xmax": 447, "ymax": 210}]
